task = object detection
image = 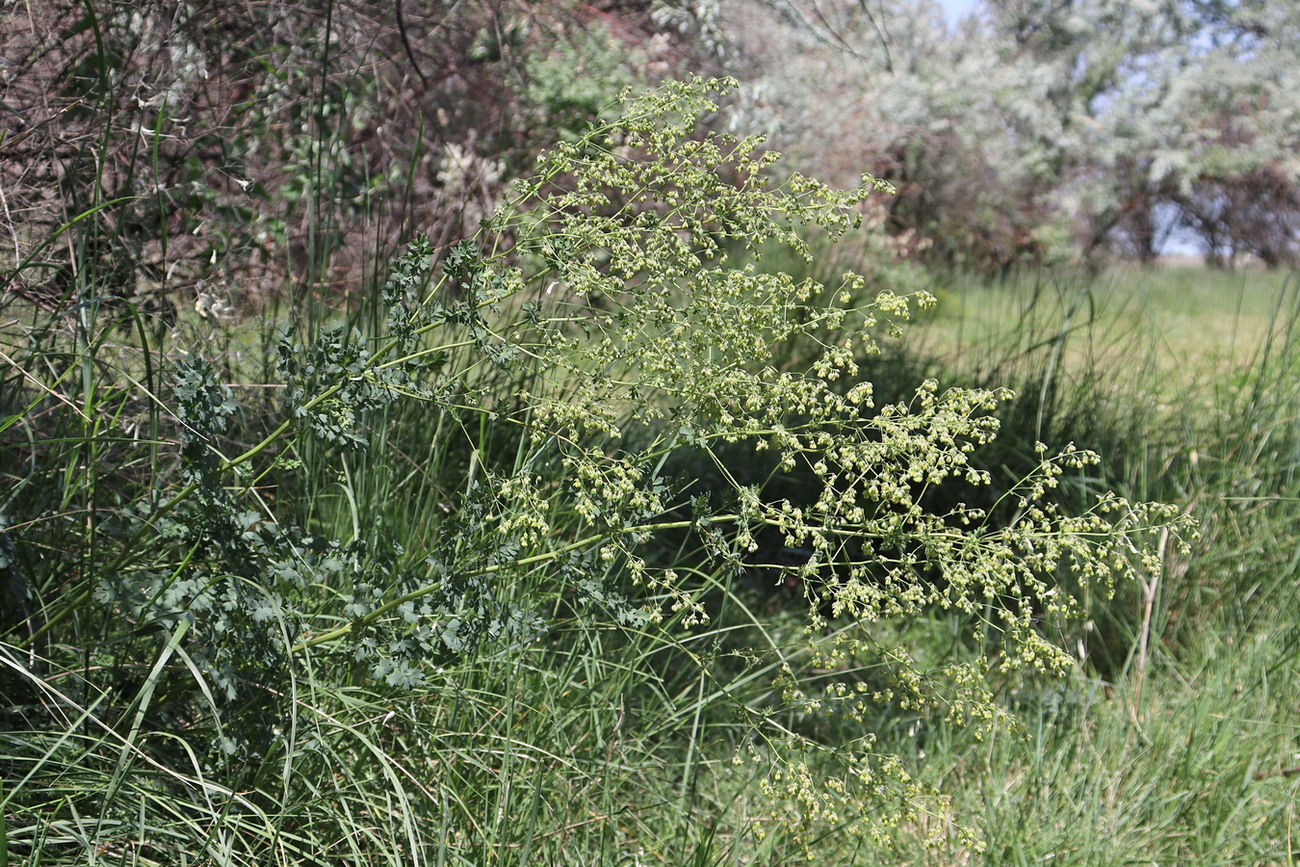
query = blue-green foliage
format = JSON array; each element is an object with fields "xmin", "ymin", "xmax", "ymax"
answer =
[{"xmin": 82, "ymin": 236, "xmax": 553, "ymax": 708}]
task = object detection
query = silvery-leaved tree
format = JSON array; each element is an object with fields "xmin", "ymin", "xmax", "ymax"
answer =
[
  {"xmin": 716, "ymin": 0, "xmax": 1300, "ymax": 269},
  {"xmin": 983, "ymin": 0, "xmax": 1300, "ymax": 266},
  {"xmin": 712, "ymin": 0, "xmax": 1097, "ymax": 270}
]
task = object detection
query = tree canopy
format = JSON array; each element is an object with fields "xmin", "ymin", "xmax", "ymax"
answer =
[{"xmin": 722, "ymin": 0, "xmax": 1300, "ymax": 269}]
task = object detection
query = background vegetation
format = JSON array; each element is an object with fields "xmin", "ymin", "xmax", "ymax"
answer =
[
  {"xmin": 728, "ymin": 0, "xmax": 1300, "ymax": 271},
  {"xmin": 2, "ymin": 1, "xmax": 1297, "ymax": 864}
]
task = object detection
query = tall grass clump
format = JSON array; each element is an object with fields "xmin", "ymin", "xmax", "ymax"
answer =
[{"xmin": 1, "ymin": 78, "xmax": 1188, "ymax": 863}]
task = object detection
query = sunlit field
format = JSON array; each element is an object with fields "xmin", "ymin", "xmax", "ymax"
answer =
[{"xmin": 914, "ymin": 265, "xmax": 1297, "ymax": 386}]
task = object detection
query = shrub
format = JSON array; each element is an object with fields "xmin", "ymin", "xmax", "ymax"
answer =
[{"xmin": 0, "ymin": 77, "xmax": 1189, "ymax": 861}]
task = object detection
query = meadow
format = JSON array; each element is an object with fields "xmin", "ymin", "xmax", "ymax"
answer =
[{"xmin": 2, "ymin": 78, "xmax": 1298, "ymax": 867}]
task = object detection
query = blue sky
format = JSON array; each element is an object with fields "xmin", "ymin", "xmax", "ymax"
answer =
[{"xmin": 937, "ymin": 0, "xmax": 977, "ymax": 24}]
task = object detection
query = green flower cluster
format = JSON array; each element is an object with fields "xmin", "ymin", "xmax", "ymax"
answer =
[{"xmin": 120, "ymin": 75, "xmax": 1189, "ymax": 850}]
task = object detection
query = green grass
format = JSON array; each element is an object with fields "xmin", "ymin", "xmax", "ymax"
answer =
[
  {"xmin": 6, "ymin": 234, "xmax": 1297, "ymax": 865},
  {"xmin": 916, "ymin": 265, "xmax": 1297, "ymax": 387},
  {"xmin": 7, "ymin": 250, "xmax": 1296, "ymax": 864}
]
